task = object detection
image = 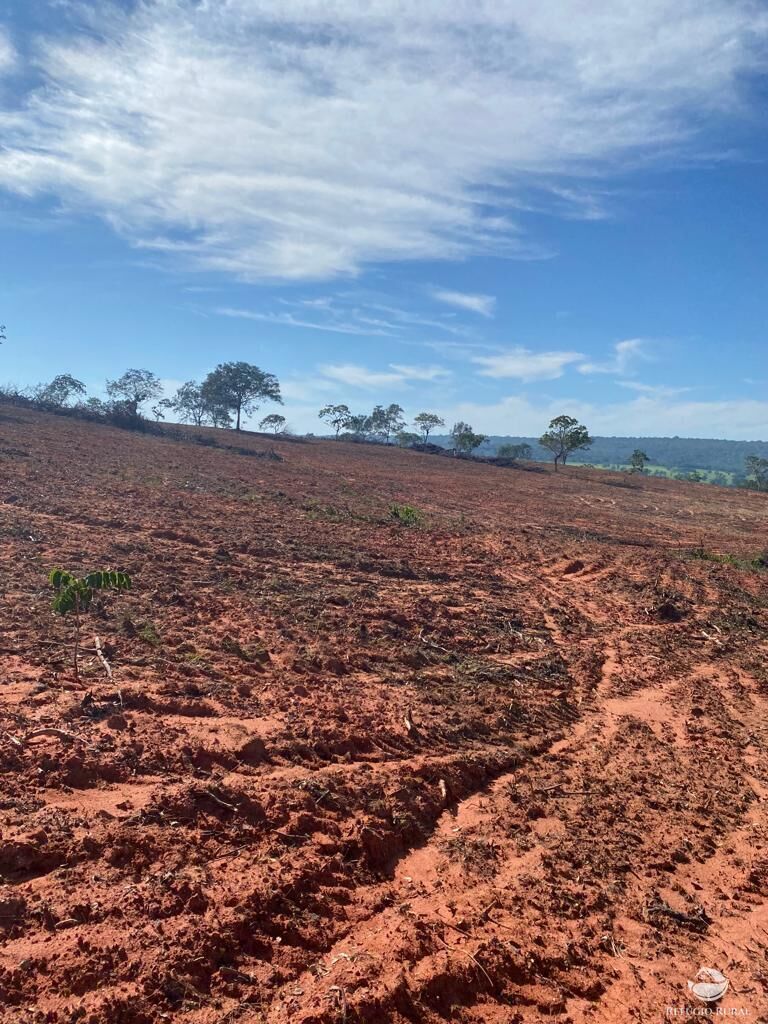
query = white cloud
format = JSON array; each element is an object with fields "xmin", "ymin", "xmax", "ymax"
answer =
[
  {"xmin": 432, "ymin": 289, "xmax": 496, "ymax": 317},
  {"xmin": 277, "ymin": 388, "xmax": 768, "ymax": 439},
  {"xmin": 617, "ymin": 380, "xmax": 691, "ymax": 399},
  {"xmin": 578, "ymin": 338, "xmax": 648, "ymax": 375},
  {"xmin": 0, "ymin": 2, "xmax": 766, "ymax": 280},
  {"xmin": 439, "ymin": 393, "xmax": 768, "ymax": 440},
  {"xmin": 473, "ymin": 347, "xmax": 584, "ymax": 381},
  {"xmin": 0, "ymin": 31, "xmax": 16, "ymax": 75},
  {"xmin": 320, "ymin": 362, "xmax": 450, "ymax": 389},
  {"xmin": 216, "ymin": 306, "xmax": 394, "ymax": 336},
  {"xmin": 216, "ymin": 295, "xmax": 474, "ymax": 337},
  {"xmin": 279, "ymin": 375, "xmax": 338, "ymax": 402}
]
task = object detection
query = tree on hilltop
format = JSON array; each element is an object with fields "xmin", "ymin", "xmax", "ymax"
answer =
[
  {"xmin": 450, "ymin": 421, "xmax": 486, "ymax": 454},
  {"xmin": 319, "ymin": 404, "xmax": 351, "ymax": 438},
  {"xmin": 36, "ymin": 374, "xmax": 87, "ymax": 408},
  {"xmin": 259, "ymin": 413, "xmax": 286, "ymax": 435},
  {"xmin": 201, "ymin": 362, "xmax": 281, "ymax": 432},
  {"xmin": 106, "ymin": 369, "xmax": 163, "ymax": 418},
  {"xmin": 370, "ymin": 403, "xmax": 405, "ymax": 443},
  {"xmin": 160, "ymin": 380, "xmax": 209, "ymax": 426},
  {"xmin": 413, "ymin": 412, "xmax": 445, "ymax": 442},
  {"xmin": 539, "ymin": 415, "xmax": 592, "ymax": 470}
]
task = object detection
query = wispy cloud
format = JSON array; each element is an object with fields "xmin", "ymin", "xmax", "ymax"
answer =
[
  {"xmin": 578, "ymin": 339, "xmax": 648, "ymax": 375},
  {"xmin": 320, "ymin": 362, "xmax": 450, "ymax": 390},
  {"xmin": 473, "ymin": 347, "xmax": 584, "ymax": 382},
  {"xmin": 1, "ymin": 3, "xmax": 766, "ymax": 280},
  {"xmin": 216, "ymin": 294, "xmax": 475, "ymax": 339},
  {"xmin": 0, "ymin": 30, "xmax": 16, "ymax": 74},
  {"xmin": 216, "ymin": 306, "xmax": 394, "ymax": 336},
  {"xmin": 617, "ymin": 380, "xmax": 691, "ymax": 399},
  {"xmin": 432, "ymin": 289, "xmax": 496, "ymax": 317}
]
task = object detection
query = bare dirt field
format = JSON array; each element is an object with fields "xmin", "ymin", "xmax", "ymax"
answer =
[{"xmin": 1, "ymin": 405, "xmax": 768, "ymax": 1023}]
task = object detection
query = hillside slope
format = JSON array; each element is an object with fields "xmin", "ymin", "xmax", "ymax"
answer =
[{"xmin": 1, "ymin": 405, "xmax": 768, "ymax": 1023}]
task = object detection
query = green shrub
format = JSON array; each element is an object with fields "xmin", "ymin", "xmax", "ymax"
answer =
[{"xmin": 389, "ymin": 503, "xmax": 422, "ymax": 527}]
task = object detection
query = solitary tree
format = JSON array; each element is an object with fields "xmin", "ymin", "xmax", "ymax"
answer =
[
  {"xmin": 36, "ymin": 374, "xmax": 87, "ymax": 407},
  {"xmin": 370, "ymin": 403, "xmax": 406, "ymax": 443},
  {"xmin": 319, "ymin": 404, "xmax": 351, "ymax": 438},
  {"xmin": 106, "ymin": 369, "xmax": 163, "ymax": 417},
  {"xmin": 451, "ymin": 421, "xmax": 487, "ymax": 454},
  {"xmin": 497, "ymin": 442, "xmax": 532, "ymax": 461},
  {"xmin": 539, "ymin": 415, "xmax": 592, "ymax": 470},
  {"xmin": 413, "ymin": 412, "xmax": 445, "ymax": 442},
  {"xmin": 629, "ymin": 449, "xmax": 650, "ymax": 473},
  {"xmin": 259, "ymin": 413, "xmax": 286, "ymax": 435},
  {"xmin": 201, "ymin": 362, "xmax": 281, "ymax": 432},
  {"xmin": 745, "ymin": 456, "xmax": 768, "ymax": 492}
]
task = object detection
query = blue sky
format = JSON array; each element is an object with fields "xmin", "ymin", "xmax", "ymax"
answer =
[{"xmin": 1, "ymin": 0, "xmax": 767, "ymax": 439}]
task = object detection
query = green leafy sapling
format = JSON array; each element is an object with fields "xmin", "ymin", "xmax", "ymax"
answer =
[{"xmin": 49, "ymin": 569, "xmax": 132, "ymax": 681}]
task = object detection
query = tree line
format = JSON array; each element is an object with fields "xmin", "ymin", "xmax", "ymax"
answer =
[
  {"xmin": 318, "ymin": 405, "xmax": 594, "ymax": 466},
  {"xmin": 3, "ymin": 358, "xmax": 597, "ymax": 468},
  {"xmin": 5, "ymin": 340, "xmax": 765, "ymax": 487},
  {"xmin": 318, "ymin": 404, "xmax": 489, "ymax": 452},
  {"xmin": 5, "ymin": 362, "xmax": 284, "ymax": 434}
]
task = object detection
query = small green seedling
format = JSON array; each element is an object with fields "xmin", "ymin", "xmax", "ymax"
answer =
[
  {"xmin": 389, "ymin": 503, "xmax": 422, "ymax": 527},
  {"xmin": 49, "ymin": 569, "xmax": 132, "ymax": 681}
]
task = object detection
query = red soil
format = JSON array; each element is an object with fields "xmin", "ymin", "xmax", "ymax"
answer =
[{"xmin": 1, "ymin": 405, "xmax": 767, "ymax": 1023}]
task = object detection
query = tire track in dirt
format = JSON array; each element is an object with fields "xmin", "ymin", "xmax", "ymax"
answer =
[{"xmin": 2, "ymin": 408, "xmax": 768, "ymax": 1023}]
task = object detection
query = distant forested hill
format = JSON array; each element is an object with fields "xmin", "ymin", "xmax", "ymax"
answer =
[{"xmin": 433, "ymin": 435, "xmax": 768, "ymax": 476}]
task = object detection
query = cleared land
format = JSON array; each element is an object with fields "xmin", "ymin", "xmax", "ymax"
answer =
[{"xmin": 1, "ymin": 405, "xmax": 768, "ymax": 1023}]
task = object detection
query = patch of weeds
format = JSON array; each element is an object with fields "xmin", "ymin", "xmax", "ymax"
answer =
[
  {"xmin": 138, "ymin": 621, "xmax": 162, "ymax": 646},
  {"xmin": 389, "ymin": 503, "xmax": 423, "ymax": 527},
  {"xmin": 301, "ymin": 500, "xmax": 344, "ymax": 522},
  {"xmin": 183, "ymin": 650, "xmax": 206, "ymax": 663},
  {"xmin": 688, "ymin": 546, "xmax": 768, "ymax": 571}
]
